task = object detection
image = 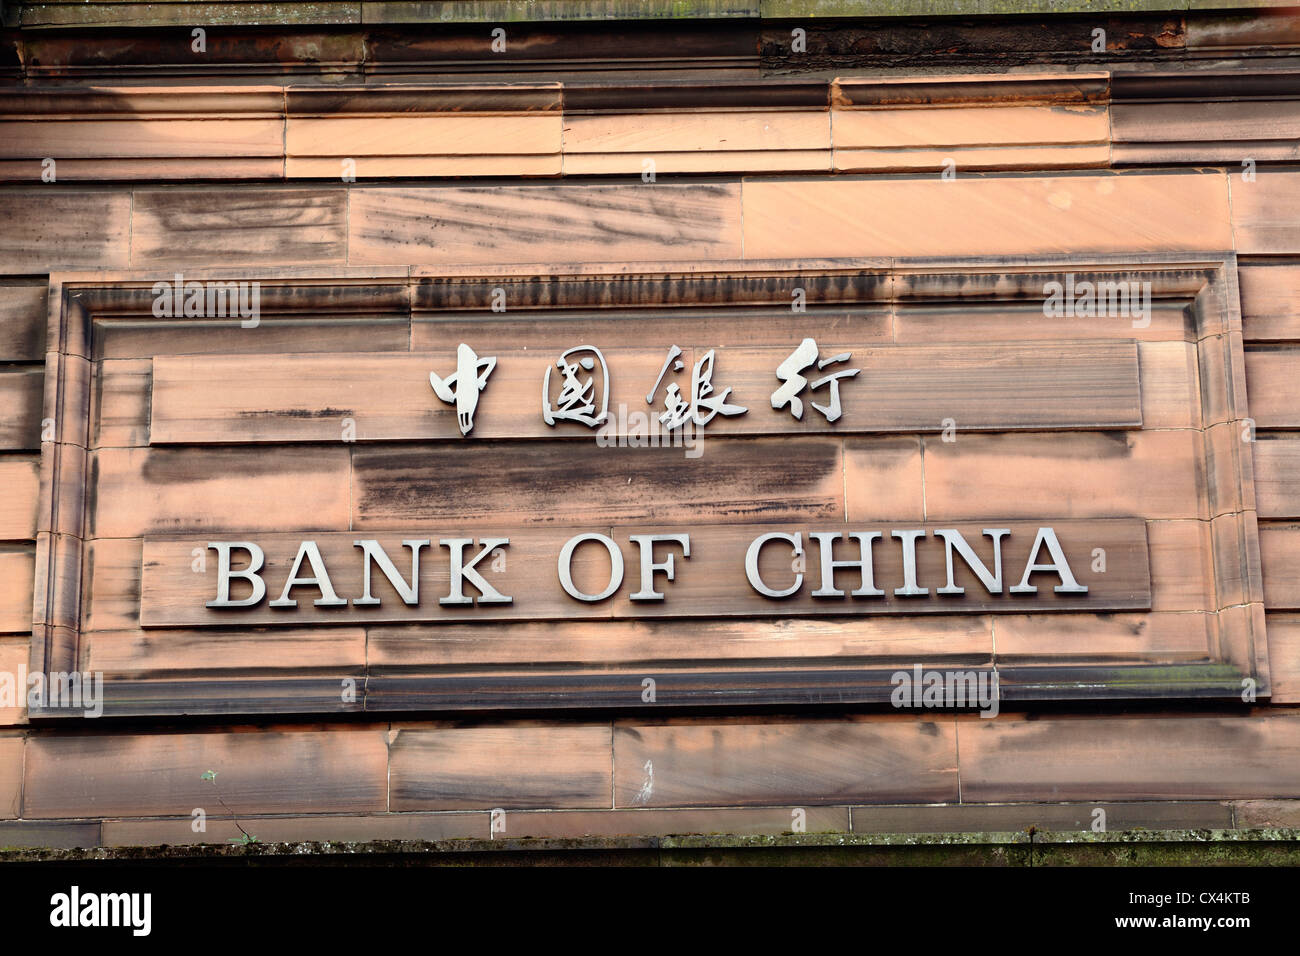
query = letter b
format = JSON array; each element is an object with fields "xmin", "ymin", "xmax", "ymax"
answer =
[{"xmin": 206, "ymin": 542, "xmax": 267, "ymax": 608}]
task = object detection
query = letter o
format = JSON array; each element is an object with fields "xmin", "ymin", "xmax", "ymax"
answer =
[{"xmin": 558, "ymin": 533, "xmax": 624, "ymax": 602}]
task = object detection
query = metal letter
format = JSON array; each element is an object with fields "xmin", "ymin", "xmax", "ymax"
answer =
[
  {"xmin": 771, "ymin": 338, "xmax": 819, "ymax": 420},
  {"xmin": 647, "ymin": 346, "xmax": 683, "ymax": 405},
  {"xmin": 543, "ymin": 346, "xmax": 609, "ymax": 427},
  {"xmin": 808, "ymin": 352, "xmax": 860, "ymax": 424},
  {"xmin": 558, "ymin": 533, "xmax": 624, "ymax": 602},
  {"xmin": 773, "ymin": 340, "xmax": 860, "ymax": 423},
  {"xmin": 429, "ymin": 343, "xmax": 497, "ymax": 436},
  {"xmin": 1010, "ymin": 527, "xmax": 1088, "ymax": 594},
  {"xmin": 745, "ymin": 532, "xmax": 804, "ymax": 598},
  {"xmin": 892, "ymin": 530, "xmax": 929, "ymax": 596},
  {"xmin": 628, "ymin": 534, "xmax": 690, "ymax": 602},
  {"xmin": 268, "ymin": 540, "xmax": 347, "ymax": 608},
  {"xmin": 353, "ymin": 539, "xmax": 430, "ymax": 606},
  {"xmin": 809, "ymin": 532, "xmax": 884, "ymax": 598},
  {"xmin": 440, "ymin": 538, "xmax": 512, "ymax": 605},
  {"xmin": 934, "ymin": 529, "xmax": 1009, "ymax": 596},
  {"xmin": 206, "ymin": 542, "xmax": 267, "ymax": 608},
  {"xmin": 687, "ymin": 349, "xmax": 747, "ymax": 426},
  {"xmin": 649, "ymin": 346, "xmax": 745, "ymax": 430}
]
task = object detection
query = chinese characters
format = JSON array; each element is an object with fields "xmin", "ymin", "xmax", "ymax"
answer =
[
  {"xmin": 543, "ymin": 346, "xmax": 609, "ymax": 427},
  {"xmin": 429, "ymin": 343, "xmax": 497, "ymax": 436},
  {"xmin": 431, "ymin": 340, "xmax": 862, "ymax": 437},
  {"xmin": 645, "ymin": 345, "xmax": 747, "ymax": 429},
  {"xmin": 771, "ymin": 338, "xmax": 860, "ymax": 423}
]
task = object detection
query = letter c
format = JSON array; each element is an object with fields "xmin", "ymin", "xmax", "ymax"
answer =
[{"xmin": 745, "ymin": 532, "xmax": 803, "ymax": 598}]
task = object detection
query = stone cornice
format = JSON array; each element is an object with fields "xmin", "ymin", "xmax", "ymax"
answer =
[
  {"xmin": 0, "ymin": 71, "xmax": 1296, "ymax": 180},
  {"xmin": 3, "ymin": 7, "xmax": 1298, "ymax": 84},
  {"xmin": 8, "ymin": 0, "xmax": 1297, "ymax": 30}
]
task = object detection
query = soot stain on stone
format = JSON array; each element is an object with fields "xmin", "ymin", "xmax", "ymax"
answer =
[{"xmin": 237, "ymin": 408, "xmax": 353, "ymax": 419}]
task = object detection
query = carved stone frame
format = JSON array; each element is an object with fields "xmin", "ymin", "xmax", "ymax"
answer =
[{"xmin": 29, "ymin": 254, "xmax": 1268, "ymax": 717}]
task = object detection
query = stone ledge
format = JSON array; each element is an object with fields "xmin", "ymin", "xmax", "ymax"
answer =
[
  {"xmin": 12, "ymin": 1, "xmax": 1296, "ymax": 32},
  {"xmin": 3, "ymin": 828, "xmax": 1299, "ymax": 865}
]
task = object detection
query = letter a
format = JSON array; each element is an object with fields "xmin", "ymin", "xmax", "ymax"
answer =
[{"xmin": 1010, "ymin": 527, "xmax": 1088, "ymax": 594}]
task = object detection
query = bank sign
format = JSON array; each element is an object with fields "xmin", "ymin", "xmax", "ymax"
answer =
[
  {"xmin": 143, "ymin": 521, "xmax": 1148, "ymax": 626},
  {"xmin": 34, "ymin": 264, "xmax": 1264, "ymax": 716},
  {"xmin": 140, "ymin": 339, "xmax": 1150, "ymax": 625}
]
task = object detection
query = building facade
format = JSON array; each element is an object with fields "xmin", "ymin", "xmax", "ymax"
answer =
[{"xmin": 1, "ymin": 1, "xmax": 1300, "ymax": 860}]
